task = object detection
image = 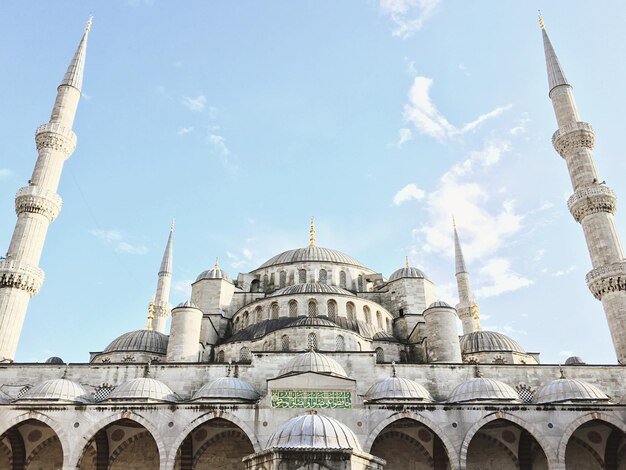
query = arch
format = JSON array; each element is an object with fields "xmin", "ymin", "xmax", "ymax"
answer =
[
  {"xmin": 192, "ymin": 428, "xmax": 254, "ymax": 468},
  {"xmin": 279, "ymin": 270, "xmax": 287, "ymax": 288},
  {"xmin": 234, "ymin": 317, "xmax": 240, "ymax": 332},
  {"xmin": 243, "ymin": 311, "xmax": 249, "ymax": 327},
  {"xmin": 298, "ymin": 269, "xmax": 307, "ymax": 284},
  {"xmin": 288, "ymin": 300, "xmax": 298, "ymax": 318},
  {"xmin": 363, "ymin": 305, "xmax": 371, "ymax": 324},
  {"xmin": 318, "ymin": 269, "xmax": 327, "ymax": 284},
  {"xmin": 364, "ymin": 412, "xmax": 459, "ymax": 469},
  {"xmin": 271, "ymin": 302, "xmax": 279, "ymax": 319},
  {"xmin": 375, "ymin": 347, "xmax": 384, "ymax": 363},
  {"xmin": 339, "ymin": 270, "xmax": 347, "ymax": 288},
  {"xmin": 239, "ymin": 347, "xmax": 251, "ymax": 363},
  {"xmin": 108, "ymin": 429, "xmax": 158, "ymax": 469},
  {"xmin": 281, "ymin": 335, "xmax": 290, "ymax": 351},
  {"xmin": 346, "ymin": 302, "xmax": 355, "ymax": 322},
  {"xmin": 371, "ymin": 429, "xmax": 433, "ymax": 468},
  {"xmin": 376, "ymin": 311, "xmax": 383, "ymax": 329},
  {"xmin": 308, "ymin": 299, "xmax": 318, "ymax": 317},
  {"xmin": 460, "ymin": 412, "xmax": 555, "ymax": 470},
  {"xmin": 307, "ymin": 333, "xmax": 318, "ymax": 351},
  {"xmin": 336, "ymin": 335, "xmax": 345, "ymax": 351},
  {"xmin": 216, "ymin": 350, "xmax": 225, "ymax": 363},
  {"xmin": 250, "ymin": 279, "xmax": 260, "ymax": 293},
  {"xmin": 327, "ymin": 299, "xmax": 337, "ymax": 322},
  {"xmin": 254, "ymin": 305, "xmax": 263, "ymax": 323}
]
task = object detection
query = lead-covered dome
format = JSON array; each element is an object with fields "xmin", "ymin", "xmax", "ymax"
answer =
[
  {"xmin": 448, "ymin": 377, "xmax": 519, "ymax": 403},
  {"xmin": 267, "ymin": 414, "xmax": 361, "ymax": 450},
  {"xmin": 270, "ymin": 283, "xmax": 355, "ymax": 297},
  {"xmin": 18, "ymin": 378, "xmax": 92, "ymax": 403},
  {"xmin": 534, "ymin": 378, "xmax": 610, "ymax": 404},
  {"xmin": 45, "ymin": 356, "xmax": 64, "ymax": 364},
  {"xmin": 460, "ymin": 331, "xmax": 525, "ymax": 354},
  {"xmin": 107, "ymin": 377, "xmax": 178, "ymax": 402},
  {"xmin": 192, "ymin": 377, "xmax": 260, "ymax": 401},
  {"xmin": 426, "ymin": 300, "xmax": 452, "ymax": 309},
  {"xmin": 365, "ymin": 377, "xmax": 433, "ymax": 402},
  {"xmin": 258, "ymin": 246, "xmax": 368, "ymax": 270},
  {"xmin": 279, "ymin": 350, "xmax": 347, "ymax": 377},
  {"xmin": 389, "ymin": 266, "xmax": 427, "ymax": 282},
  {"xmin": 195, "ymin": 266, "xmax": 232, "ymax": 283},
  {"xmin": 104, "ymin": 329, "xmax": 168, "ymax": 355}
]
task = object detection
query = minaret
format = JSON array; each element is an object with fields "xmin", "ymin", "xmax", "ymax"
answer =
[
  {"xmin": 0, "ymin": 19, "xmax": 92, "ymax": 362},
  {"xmin": 541, "ymin": 17, "xmax": 626, "ymax": 364},
  {"xmin": 152, "ymin": 221, "xmax": 174, "ymax": 334},
  {"xmin": 454, "ymin": 220, "xmax": 480, "ymax": 335}
]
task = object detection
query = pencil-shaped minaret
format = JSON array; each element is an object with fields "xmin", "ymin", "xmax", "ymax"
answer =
[
  {"xmin": 454, "ymin": 221, "xmax": 480, "ymax": 335},
  {"xmin": 541, "ymin": 16, "xmax": 626, "ymax": 364},
  {"xmin": 0, "ymin": 19, "xmax": 92, "ymax": 362},
  {"xmin": 152, "ymin": 221, "xmax": 174, "ymax": 334}
]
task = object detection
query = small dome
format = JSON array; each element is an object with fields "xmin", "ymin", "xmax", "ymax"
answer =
[
  {"xmin": 270, "ymin": 283, "xmax": 355, "ymax": 297},
  {"xmin": 389, "ymin": 266, "xmax": 427, "ymax": 282},
  {"xmin": 460, "ymin": 330, "xmax": 525, "ymax": 354},
  {"xmin": 45, "ymin": 356, "xmax": 65, "ymax": 364},
  {"xmin": 175, "ymin": 300, "xmax": 199, "ymax": 309},
  {"xmin": 19, "ymin": 378, "xmax": 92, "ymax": 403},
  {"xmin": 267, "ymin": 414, "xmax": 361, "ymax": 450},
  {"xmin": 365, "ymin": 377, "xmax": 433, "ymax": 402},
  {"xmin": 426, "ymin": 300, "xmax": 453, "ymax": 309},
  {"xmin": 192, "ymin": 377, "xmax": 259, "ymax": 401},
  {"xmin": 564, "ymin": 356, "xmax": 585, "ymax": 365},
  {"xmin": 448, "ymin": 377, "xmax": 519, "ymax": 403},
  {"xmin": 104, "ymin": 329, "xmax": 168, "ymax": 355},
  {"xmin": 195, "ymin": 267, "xmax": 232, "ymax": 283},
  {"xmin": 279, "ymin": 350, "xmax": 347, "ymax": 377},
  {"xmin": 258, "ymin": 247, "xmax": 368, "ymax": 270},
  {"xmin": 534, "ymin": 379, "xmax": 610, "ymax": 404},
  {"xmin": 107, "ymin": 377, "xmax": 178, "ymax": 402}
]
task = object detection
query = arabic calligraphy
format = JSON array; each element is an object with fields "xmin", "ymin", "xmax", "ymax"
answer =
[{"xmin": 271, "ymin": 390, "xmax": 352, "ymax": 409}]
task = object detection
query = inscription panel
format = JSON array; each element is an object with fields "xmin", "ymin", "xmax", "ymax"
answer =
[{"xmin": 271, "ymin": 390, "xmax": 352, "ymax": 409}]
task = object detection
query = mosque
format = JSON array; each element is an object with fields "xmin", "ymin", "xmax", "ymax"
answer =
[{"xmin": 0, "ymin": 15, "xmax": 625, "ymax": 470}]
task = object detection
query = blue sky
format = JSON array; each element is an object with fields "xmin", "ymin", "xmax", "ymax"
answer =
[{"xmin": 1, "ymin": 1, "xmax": 626, "ymax": 364}]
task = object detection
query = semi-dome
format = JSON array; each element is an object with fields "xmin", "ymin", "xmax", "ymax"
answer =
[
  {"xmin": 448, "ymin": 377, "xmax": 519, "ymax": 403},
  {"xmin": 267, "ymin": 414, "xmax": 361, "ymax": 450},
  {"xmin": 104, "ymin": 329, "xmax": 168, "ymax": 355},
  {"xmin": 107, "ymin": 377, "xmax": 178, "ymax": 402},
  {"xmin": 388, "ymin": 266, "xmax": 427, "ymax": 282},
  {"xmin": 365, "ymin": 377, "xmax": 433, "ymax": 402},
  {"xmin": 460, "ymin": 330, "xmax": 525, "ymax": 354},
  {"xmin": 534, "ymin": 378, "xmax": 610, "ymax": 404},
  {"xmin": 258, "ymin": 246, "xmax": 369, "ymax": 270},
  {"xmin": 195, "ymin": 266, "xmax": 232, "ymax": 283},
  {"xmin": 279, "ymin": 350, "xmax": 347, "ymax": 377},
  {"xmin": 192, "ymin": 376, "xmax": 259, "ymax": 401},
  {"xmin": 426, "ymin": 300, "xmax": 452, "ymax": 309},
  {"xmin": 18, "ymin": 378, "xmax": 92, "ymax": 403},
  {"xmin": 289, "ymin": 317, "xmax": 338, "ymax": 328},
  {"xmin": 175, "ymin": 300, "xmax": 199, "ymax": 309},
  {"xmin": 270, "ymin": 283, "xmax": 355, "ymax": 297},
  {"xmin": 564, "ymin": 356, "xmax": 585, "ymax": 365},
  {"xmin": 45, "ymin": 356, "xmax": 65, "ymax": 364}
]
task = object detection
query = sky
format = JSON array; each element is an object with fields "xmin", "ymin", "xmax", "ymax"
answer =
[{"xmin": 1, "ymin": 1, "xmax": 626, "ymax": 364}]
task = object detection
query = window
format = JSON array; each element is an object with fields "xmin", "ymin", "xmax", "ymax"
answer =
[
  {"xmin": 336, "ymin": 335, "xmax": 345, "ymax": 351},
  {"xmin": 375, "ymin": 347, "xmax": 384, "ymax": 363},
  {"xmin": 516, "ymin": 384, "xmax": 535, "ymax": 403},
  {"xmin": 263, "ymin": 274, "xmax": 268, "ymax": 290},
  {"xmin": 269, "ymin": 272, "xmax": 275, "ymax": 288},
  {"xmin": 308, "ymin": 300, "xmax": 318, "ymax": 317},
  {"xmin": 94, "ymin": 384, "xmax": 115, "ymax": 402},
  {"xmin": 386, "ymin": 318, "xmax": 391, "ymax": 333},
  {"xmin": 319, "ymin": 269, "xmax": 327, "ymax": 284},
  {"xmin": 234, "ymin": 317, "xmax": 240, "ymax": 332},
  {"xmin": 288, "ymin": 300, "xmax": 298, "ymax": 317},
  {"xmin": 255, "ymin": 306, "xmax": 263, "ymax": 322},
  {"xmin": 216, "ymin": 350, "xmax": 225, "ymax": 363},
  {"xmin": 281, "ymin": 335, "xmax": 290, "ymax": 351},
  {"xmin": 250, "ymin": 279, "xmax": 260, "ymax": 292},
  {"xmin": 279, "ymin": 270, "xmax": 287, "ymax": 288},
  {"xmin": 299, "ymin": 269, "xmax": 307, "ymax": 284},
  {"xmin": 327, "ymin": 300, "xmax": 337, "ymax": 322},
  {"xmin": 357, "ymin": 275, "xmax": 363, "ymax": 291},
  {"xmin": 307, "ymin": 333, "xmax": 318, "ymax": 351},
  {"xmin": 376, "ymin": 311, "xmax": 382, "ymax": 329},
  {"xmin": 363, "ymin": 305, "xmax": 371, "ymax": 324},
  {"xmin": 271, "ymin": 302, "xmax": 279, "ymax": 319},
  {"xmin": 339, "ymin": 271, "xmax": 347, "ymax": 288},
  {"xmin": 346, "ymin": 302, "xmax": 355, "ymax": 322},
  {"xmin": 239, "ymin": 347, "xmax": 251, "ymax": 362},
  {"xmin": 243, "ymin": 311, "xmax": 249, "ymax": 327}
]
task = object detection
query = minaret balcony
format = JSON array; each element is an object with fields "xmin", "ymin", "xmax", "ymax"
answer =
[
  {"xmin": 35, "ymin": 123, "xmax": 77, "ymax": 158},
  {"xmin": 0, "ymin": 260, "xmax": 45, "ymax": 296},
  {"xmin": 586, "ymin": 261, "xmax": 626, "ymax": 300},
  {"xmin": 567, "ymin": 185, "xmax": 617, "ymax": 223},
  {"xmin": 552, "ymin": 121, "xmax": 594, "ymax": 157},
  {"xmin": 15, "ymin": 186, "xmax": 63, "ymax": 222}
]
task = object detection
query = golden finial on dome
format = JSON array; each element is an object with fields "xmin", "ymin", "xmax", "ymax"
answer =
[
  {"xmin": 85, "ymin": 15, "xmax": 93, "ymax": 33},
  {"xmin": 146, "ymin": 302, "xmax": 155, "ymax": 331},
  {"xmin": 405, "ymin": 256, "xmax": 410, "ymax": 269},
  {"xmin": 309, "ymin": 217, "xmax": 316, "ymax": 247},
  {"xmin": 538, "ymin": 11, "xmax": 545, "ymax": 30},
  {"xmin": 215, "ymin": 257, "xmax": 219, "ymax": 270}
]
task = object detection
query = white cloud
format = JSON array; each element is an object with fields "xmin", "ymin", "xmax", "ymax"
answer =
[
  {"xmin": 172, "ymin": 280, "xmax": 192, "ymax": 297},
  {"xmin": 552, "ymin": 265, "xmax": 575, "ymax": 277},
  {"xmin": 379, "ymin": 0, "xmax": 441, "ymax": 38},
  {"xmin": 475, "ymin": 258, "xmax": 533, "ymax": 298},
  {"xmin": 209, "ymin": 133, "xmax": 239, "ymax": 172},
  {"xmin": 509, "ymin": 112, "xmax": 531, "ymax": 136},
  {"xmin": 397, "ymin": 127, "xmax": 413, "ymax": 147},
  {"xmin": 0, "ymin": 168, "xmax": 12, "ymax": 179},
  {"xmin": 403, "ymin": 76, "xmax": 512, "ymax": 141},
  {"xmin": 89, "ymin": 229, "xmax": 148, "ymax": 255},
  {"xmin": 393, "ymin": 183, "xmax": 425, "ymax": 205},
  {"xmin": 177, "ymin": 126, "xmax": 194, "ymax": 136},
  {"xmin": 182, "ymin": 94, "xmax": 207, "ymax": 111}
]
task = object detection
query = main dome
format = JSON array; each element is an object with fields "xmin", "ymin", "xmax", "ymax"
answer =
[
  {"xmin": 104, "ymin": 329, "xmax": 168, "ymax": 355},
  {"xmin": 267, "ymin": 414, "xmax": 362, "ymax": 450},
  {"xmin": 258, "ymin": 246, "xmax": 368, "ymax": 270}
]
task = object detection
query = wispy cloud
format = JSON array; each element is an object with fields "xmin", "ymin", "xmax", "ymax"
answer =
[
  {"xmin": 475, "ymin": 258, "xmax": 533, "ymax": 298},
  {"xmin": 177, "ymin": 126, "xmax": 194, "ymax": 136},
  {"xmin": 182, "ymin": 94, "xmax": 207, "ymax": 112},
  {"xmin": 89, "ymin": 230, "xmax": 148, "ymax": 255},
  {"xmin": 552, "ymin": 265, "xmax": 575, "ymax": 277},
  {"xmin": 227, "ymin": 248, "xmax": 255, "ymax": 269},
  {"xmin": 209, "ymin": 133, "xmax": 239, "ymax": 172},
  {"xmin": 397, "ymin": 128, "xmax": 413, "ymax": 147},
  {"xmin": 393, "ymin": 183, "xmax": 425, "ymax": 205},
  {"xmin": 403, "ymin": 76, "xmax": 512, "ymax": 141},
  {"xmin": 509, "ymin": 112, "xmax": 531, "ymax": 136},
  {"xmin": 379, "ymin": 0, "xmax": 441, "ymax": 38},
  {"xmin": 172, "ymin": 280, "xmax": 192, "ymax": 297},
  {"xmin": 0, "ymin": 168, "xmax": 12, "ymax": 179}
]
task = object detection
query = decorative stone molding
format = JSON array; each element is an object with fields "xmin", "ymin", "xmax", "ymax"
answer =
[
  {"xmin": 586, "ymin": 262, "xmax": 626, "ymax": 300},
  {"xmin": 0, "ymin": 260, "xmax": 44, "ymax": 296},
  {"xmin": 15, "ymin": 186, "xmax": 63, "ymax": 222},
  {"xmin": 552, "ymin": 121, "xmax": 594, "ymax": 157},
  {"xmin": 35, "ymin": 123, "xmax": 77, "ymax": 158},
  {"xmin": 567, "ymin": 185, "xmax": 616, "ymax": 222}
]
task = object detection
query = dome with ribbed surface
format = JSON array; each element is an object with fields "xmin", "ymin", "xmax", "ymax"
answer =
[
  {"xmin": 258, "ymin": 247, "xmax": 369, "ymax": 270},
  {"xmin": 104, "ymin": 329, "xmax": 168, "ymax": 355},
  {"xmin": 195, "ymin": 267, "xmax": 232, "ymax": 283},
  {"xmin": 448, "ymin": 378, "xmax": 519, "ymax": 403},
  {"xmin": 270, "ymin": 283, "xmax": 355, "ymax": 297},
  {"xmin": 564, "ymin": 356, "xmax": 585, "ymax": 365},
  {"xmin": 460, "ymin": 331, "xmax": 525, "ymax": 354},
  {"xmin": 267, "ymin": 414, "xmax": 361, "ymax": 450},
  {"xmin": 18, "ymin": 379, "xmax": 92, "ymax": 403},
  {"xmin": 389, "ymin": 266, "xmax": 427, "ymax": 282},
  {"xmin": 45, "ymin": 356, "xmax": 65, "ymax": 364},
  {"xmin": 192, "ymin": 377, "xmax": 259, "ymax": 401},
  {"xmin": 279, "ymin": 350, "xmax": 347, "ymax": 377},
  {"xmin": 175, "ymin": 300, "xmax": 199, "ymax": 309},
  {"xmin": 534, "ymin": 379, "xmax": 610, "ymax": 404},
  {"xmin": 107, "ymin": 377, "xmax": 178, "ymax": 402},
  {"xmin": 427, "ymin": 300, "xmax": 452, "ymax": 309},
  {"xmin": 289, "ymin": 317, "xmax": 338, "ymax": 328},
  {"xmin": 365, "ymin": 377, "xmax": 433, "ymax": 402}
]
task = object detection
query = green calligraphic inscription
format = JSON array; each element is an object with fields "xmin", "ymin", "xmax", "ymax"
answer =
[{"xmin": 271, "ymin": 390, "xmax": 352, "ymax": 409}]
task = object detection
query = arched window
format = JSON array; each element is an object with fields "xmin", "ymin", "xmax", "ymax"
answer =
[
  {"xmin": 281, "ymin": 335, "xmax": 290, "ymax": 351},
  {"xmin": 263, "ymin": 340, "xmax": 270, "ymax": 351},
  {"xmin": 271, "ymin": 302, "xmax": 279, "ymax": 319},
  {"xmin": 307, "ymin": 333, "xmax": 318, "ymax": 351},
  {"xmin": 288, "ymin": 300, "xmax": 298, "ymax": 317},
  {"xmin": 318, "ymin": 269, "xmax": 327, "ymax": 284},
  {"xmin": 279, "ymin": 270, "xmax": 287, "ymax": 288},
  {"xmin": 376, "ymin": 311, "xmax": 383, "ymax": 329},
  {"xmin": 216, "ymin": 350, "xmax": 225, "ymax": 363},
  {"xmin": 255, "ymin": 305, "xmax": 263, "ymax": 322},
  {"xmin": 346, "ymin": 302, "xmax": 355, "ymax": 322},
  {"xmin": 263, "ymin": 274, "xmax": 269, "ymax": 290},
  {"xmin": 250, "ymin": 279, "xmax": 260, "ymax": 292},
  {"xmin": 336, "ymin": 335, "xmax": 345, "ymax": 351},
  {"xmin": 269, "ymin": 272, "xmax": 275, "ymax": 288},
  {"xmin": 240, "ymin": 347, "xmax": 251, "ymax": 363},
  {"xmin": 357, "ymin": 275, "xmax": 363, "ymax": 291},
  {"xmin": 234, "ymin": 317, "xmax": 240, "ymax": 332},
  {"xmin": 363, "ymin": 305, "xmax": 371, "ymax": 324},
  {"xmin": 299, "ymin": 269, "xmax": 307, "ymax": 284},
  {"xmin": 243, "ymin": 311, "xmax": 249, "ymax": 327},
  {"xmin": 375, "ymin": 347, "xmax": 384, "ymax": 363},
  {"xmin": 339, "ymin": 271, "xmax": 347, "ymax": 288},
  {"xmin": 308, "ymin": 300, "xmax": 318, "ymax": 317},
  {"xmin": 386, "ymin": 318, "xmax": 391, "ymax": 333},
  {"xmin": 327, "ymin": 300, "xmax": 337, "ymax": 322}
]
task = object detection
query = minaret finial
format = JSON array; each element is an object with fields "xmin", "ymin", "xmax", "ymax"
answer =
[
  {"xmin": 170, "ymin": 218, "xmax": 175, "ymax": 232},
  {"xmin": 309, "ymin": 217, "xmax": 316, "ymax": 247},
  {"xmin": 391, "ymin": 361, "xmax": 397, "ymax": 377},
  {"xmin": 85, "ymin": 15, "xmax": 93, "ymax": 33},
  {"xmin": 146, "ymin": 302, "xmax": 155, "ymax": 330},
  {"xmin": 405, "ymin": 256, "xmax": 410, "ymax": 269},
  {"xmin": 215, "ymin": 257, "xmax": 220, "ymax": 270},
  {"xmin": 453, "ymin": 221, "xmax": 467, "ymax": 274},
  {"xmin": 226, "ymin": 362, "xmax": 232, "ymax": 377},
  {"xmin": 538, "ymin": 11, "xmax": 545, "ymax": 30}
]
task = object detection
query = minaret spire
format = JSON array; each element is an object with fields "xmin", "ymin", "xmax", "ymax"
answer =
[
  {"xmin": 453, "ymin": 222, "xmax": 480, "ymax": 334},
  {"xmin": 0, "ymin": 20, "xmax": 91, "ymax": 362},
  {"xmin": 542, "ymin": 20, "xmax": 626, "ymax": 364},
  {"xmin": 152, "ymin": 222, "xmax": 174, "ymax": 334}
]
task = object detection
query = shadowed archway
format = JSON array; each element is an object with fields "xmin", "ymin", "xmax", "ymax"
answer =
[
  {"xmin": 565, "ymin": 419, "xmax": 626, "ymax": 470},
  {"xmin": 0, "ymin": 419, "xmax": 63, "ymax": 470}
]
